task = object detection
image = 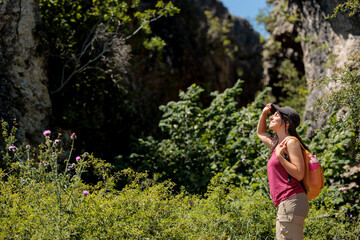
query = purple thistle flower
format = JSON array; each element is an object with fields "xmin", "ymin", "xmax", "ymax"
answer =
[
  {"xmin": 83, "ymin": 190, "xmax": 89, "ymax": 196},
  {"xmin": 76, "ymin": 156, "xmax": 81, "ymax": 161},
  {"xmin": 71, "ymin": 132, "xmax": 77, "ymax": 139},
  {"xmin": 68, "ymin": 165, "xmax": 73, "ymax": 169},
  {"xmin": 43, "ymin": 130, "xmax": 51, "ymax": 136},
  {"xmin": 54, "ymin": 139, "xmax": 60, "ymax": 143},
  {"xmin": 242, "ymin": 158, "xmax": 245, "ymax": 162},
  {"xmin": 8, "ymin": 146, "xmax": 17, "ymax": 151}
]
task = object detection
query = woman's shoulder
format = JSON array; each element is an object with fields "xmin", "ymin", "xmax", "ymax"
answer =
[{"xmin": 286, "ymin": 137, "xmax": 302, "ymax": 149}]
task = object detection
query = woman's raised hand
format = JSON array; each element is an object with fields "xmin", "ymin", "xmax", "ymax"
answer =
[{"xmin": 263, "ymin": 103, "xmax": 272, "ymax": 114}]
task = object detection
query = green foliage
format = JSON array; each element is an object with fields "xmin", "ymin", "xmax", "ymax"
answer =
[
  {"xmin": 143, "ymin": 36, "xmax": 167, "ymax": 51},
  {"xmin": 127, "ymin": 77, "xmax": 359, "ymax": 206},
  {"xmin": 326, "ymin": 0, "xmax": 360, "ymax": 18},
  {"xmin": 316, "ymin": 51, "xmax": 360, "ymax": 145},
  {"xmin": 204, "ymin": 10, "xmax": 235, "ymax": 57},
  {"xmin": 38, "ymin": 0, "xmax": 178, "ymax": 57},
  {"xmin": 256, "ymin": 3, "xmax": 276, "ymax": 33},
  {"xmin": 304, "ymin": 187, "xmax": 360, "ymax": 239},
  {"xmin": 38, "ymin": 0, "xmax": 179, "ymax": 92},
  {"xmin": 0, "ymin": 118, "xmax": 359, "ymax": 239},
  {"xmin": 256, "ymin": 0, "xmax": 300, "ymax": 34},
  {"xmin": 37, "ymin": 0, "xmax": 179, "ymax": 160},
  {"xmin": 127, "ymin": 80, "xmax": 272, "ymax": 193},
  {"xmin": 0, "ymin": 123, "xmax": 277, "ymax": 239},
  {"xmin": 275, "ymin": 59, "xmax": 309, "ymax": 116},
  {"xmin": 0, "ymin": 133, "xmax": 359, "ymax": 239},
  {"xmin": 0, "ymin": 123, "xmax": 108, "ymax": 239},
  {"xmin": 307, "ymin": 114, "xmax": 359, "ymax": 212},
  {"xmin": 313, "ymin": 51, "xmax": 360, "ymax": 213}
]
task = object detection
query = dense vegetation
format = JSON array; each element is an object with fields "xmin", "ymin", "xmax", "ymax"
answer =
[
  {"xmin": 0, "ymin": 0, "xmax": 359, "ymax": 239},
  {"xmin": 1, "ymin": 101, "xmax": 359, "ymax": 238},
  {"xmin": 37, "ymin": 0, "xmax": 179, "ymax": 159},
  {"xmin": 1, "ymin": 76, "xmax": 359, "ymax": 238}
]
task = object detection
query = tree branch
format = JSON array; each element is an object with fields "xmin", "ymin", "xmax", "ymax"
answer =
[{"xmin": 51, "ymin": 14, "xmax": 164, "ymax": 94}]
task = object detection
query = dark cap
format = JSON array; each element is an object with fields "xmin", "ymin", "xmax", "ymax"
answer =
[{"xmin": 270, "ymin": 104, "xmax": 301, "ymax": 128}]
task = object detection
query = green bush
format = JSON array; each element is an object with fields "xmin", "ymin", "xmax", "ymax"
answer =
[
  {"xmin": 0, "ymin": 123, "xmax": 359, "ymax": 239},
  {"xmin": 313, "ymin": 51, "xmax": 360, "ymax": 213},
  {"xmin": 125, "ymin": 77, "xmax": 359, "ymax": 205},
  {"xmin": 125, "ymin": 80, "xmax": 272, "ymax": 193}
]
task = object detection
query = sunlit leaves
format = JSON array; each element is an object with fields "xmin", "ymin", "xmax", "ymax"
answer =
[
  {"xmin": 143, "ymin": 36, "xmax": 166, "ymax": 51},
  {"xmin": 128, "ymin": 80, "xmax": 272, "ymax": 193},
  {"xmin": 315, "ymin": 51, "xmax": 360, "ymax": 147},
  {"xmin": 326, "ymin": 0, "xmax": 360, "ymax": 18}
]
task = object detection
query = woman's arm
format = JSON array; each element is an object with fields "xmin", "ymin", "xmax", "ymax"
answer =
[
  {"xmin": 257, "ymin": 103, "xmax": 272, "ymax": 148},
  {"xmin": 275, "ymin": 139, "xmax": 305, "ymax": 181}
]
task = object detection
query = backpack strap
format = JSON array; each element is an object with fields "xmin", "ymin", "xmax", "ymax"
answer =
[
  {"xmin": 280, "ymin": 136, "xmax": 303, "ymax": 184},
  {"xmin": 281, "ymin": 136, "xmax": 305, "ymax": 150},
  {"xmin": 281, "ymin": 136, "xmax": 299, "ymax": 147}
]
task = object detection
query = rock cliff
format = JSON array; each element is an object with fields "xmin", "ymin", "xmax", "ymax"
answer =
[
  {"xmin": 264, "ymin": 0, "xmax": 360, "ymax": 137},
  {"xmin": 0, "ymin": 0, "xmax": 51, "ymax": 143}
]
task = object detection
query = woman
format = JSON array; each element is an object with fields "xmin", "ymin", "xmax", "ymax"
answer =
[{"xmin": 257, "ymin": 103, "xmax": 309, "ymax": 240}]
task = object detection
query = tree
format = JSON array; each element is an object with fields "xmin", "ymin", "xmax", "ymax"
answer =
[
  {"xmin": 38, "ymin": 0, "xmax": 179, "ymax": 93},
  {"xmin": 36, "ymin": 0, "xmax": 179, "ymax": 159}
]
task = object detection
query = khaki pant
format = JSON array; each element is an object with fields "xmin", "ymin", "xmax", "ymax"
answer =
[{"xmin": 276, "ymin": 193, "xmax": 309, "ymax": 240}]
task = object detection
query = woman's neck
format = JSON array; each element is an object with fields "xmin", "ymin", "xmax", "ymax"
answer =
[{"xmin": 276, "ymin": 130, "xmax": 290, "ymax": 144}]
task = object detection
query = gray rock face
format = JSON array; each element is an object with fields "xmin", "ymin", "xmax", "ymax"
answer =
[
  {"xmin": 264, "ymin": 0, "xmax": 360, "ymax": 136},
  {"xmin": 0, "ymin": 0, "xmax": 51, "ymax": 143},
  {"xmin": 298, "ymin": 1, "xmax": 360, "ymax": 136}
]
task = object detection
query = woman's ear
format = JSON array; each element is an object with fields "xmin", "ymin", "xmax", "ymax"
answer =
[{"xmin": 285, "ymin": 121, "xmax": 290, "ymax": 130}]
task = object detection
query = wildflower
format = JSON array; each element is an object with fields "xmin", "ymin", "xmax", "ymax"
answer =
[
  {"xmin": 76, "ymin": 156, "xmax": 81, "ymax": 161},
  {"xmin": 339, "ymin": 187, "xmax": 345, "ymax": 191},
  {"xmin": 26, "ymin": 144, "xmax": 30, "ymax": 149},
  {"xmin": 54, "ymin": 139, "xmax": 60, "ymax": 143},
  {"xmin": 43, "ymin": 130, "xmax": 51, "ymax": 136},
  {"xmin": 8, "ymin": 146, "xmax": 17, "ymax": 151},
  {"xmin": 68, "ymin": 165, "xmax": 73, "ymax": 169},
  {"xmin": 52, "ymin": 152, "xmax": 55, "ymax": 155},
  {"xmin": 242, "ymin": 158, "xmax": 245, "ymax": 162},
  {"xmin": 83, "ymin": 190, "xmax": 89, "ymax": 196},
  {"xmin": 71, "ymin": 132, "xmax": 77, "ymax": 139},
  {"xmin": 40, "ymin": 160, "xmax": 48, "ymax": 165}
]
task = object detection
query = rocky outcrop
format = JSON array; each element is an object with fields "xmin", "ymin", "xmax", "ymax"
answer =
[
  {"xmin": 0, "ymin": 0, "xmax": 51, "ymax": 143},
  {"xmin": 264, "ymin": 0, "xmax": 360, "ymax": 136}
]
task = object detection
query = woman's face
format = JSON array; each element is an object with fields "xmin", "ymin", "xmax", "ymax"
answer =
[{"xmin": 269, "ymin": 111, "xmax": 284, "ymax": 131}]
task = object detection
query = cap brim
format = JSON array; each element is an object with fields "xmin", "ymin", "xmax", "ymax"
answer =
[{"xmin": 270, "ymin": 104, "xmax": 281, "ymax": 114}]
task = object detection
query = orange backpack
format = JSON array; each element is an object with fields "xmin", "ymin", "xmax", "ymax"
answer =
[{"xmin": 282, "ymin": 136, "xmax": 325, "ymax": 200}]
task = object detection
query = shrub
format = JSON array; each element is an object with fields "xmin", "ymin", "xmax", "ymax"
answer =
[
  {"xmin": 125, "ymin": 80, "xmax": 272, "ymax": 193},
  {"xmin": 0, "ymin": 123, "xmax": 359, "ymax": 239}
]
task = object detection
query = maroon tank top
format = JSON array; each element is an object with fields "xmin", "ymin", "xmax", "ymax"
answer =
[{"xmin": 267, "ymin": 150, "xmax": 305, "ymax": 207}]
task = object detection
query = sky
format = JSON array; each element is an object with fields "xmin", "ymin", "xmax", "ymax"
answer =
[{"xmin": 220, "ymin": 0, "xmax": 270, "ymax": 37}]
